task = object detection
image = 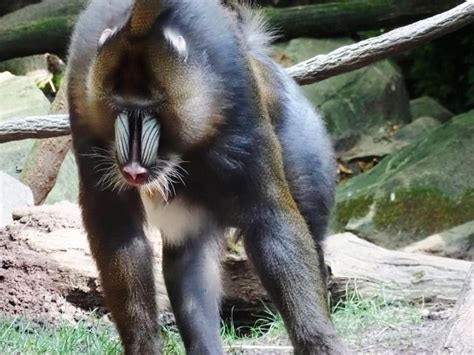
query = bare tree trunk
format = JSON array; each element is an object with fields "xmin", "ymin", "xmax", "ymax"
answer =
[{"xmin": 435, "ymin": 264, "xmax": 474, "ymax": 354}]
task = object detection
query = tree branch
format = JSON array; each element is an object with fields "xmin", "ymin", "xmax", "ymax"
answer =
[
  {"xmin": 288, "ymin": 0, "xmax": 474, "ymax": 84},
  {"xmin": 1, "ymin": 1, "xmax": 473, "ymax": 143},
  {"xmin": 0, "ymin": 115, "xmax": 69, "ymax": 143}
]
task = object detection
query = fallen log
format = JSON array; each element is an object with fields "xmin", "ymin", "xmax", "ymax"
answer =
[
  {"xmin": 325, "ymin": 233, "xmax": 471, "ymax": 303},
  {"xmin": 10, "ymin": 204, "xmax": 473, "ymax": 310},
  {"xmin": 262, "ymin": 0, "xmax": 462, "ymax": 39},
  {"xmin": 222, "ymin": 232, "xmax": 472, "ymax": 305},
  {"xmin": 435, "ymin": 264, "xmax": 474, "ymax": 353},
  {"xmin": 0, "ymin": 0, "xmax": 463, "ymax": 61},
  {"xmin": 0, "ymin": 0, "xmax": 86, "ymax": 61},
  {"xmin": 0, "ymin": 0, "xmax": 39, "ymax": 17}
]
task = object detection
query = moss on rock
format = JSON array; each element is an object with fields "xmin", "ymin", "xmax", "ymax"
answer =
[{"xmin": 335, "ymin": 111, "xmax": 474, "ymax": 247}]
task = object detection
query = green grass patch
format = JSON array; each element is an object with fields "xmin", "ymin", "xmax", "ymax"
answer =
[
  {"xmin": 0, "ymin": 288, "xmax": 423, "ymax": 354},
  {"xmin": 0, "ymin": 317, "xmax": 120, "ymax": 354},
  {"xmin": 331, "ymin": 287, "xmax": 423, "ymax": 342},
  {"xmin": 222, "ymin": 310, "xmax": 287, "ymax": 347}
]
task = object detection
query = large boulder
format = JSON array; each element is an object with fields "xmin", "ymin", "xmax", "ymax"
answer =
[
  {"xmin": 392, "ymin": 116, "xmax": 442, "ymax": 142},
  {"xmin": 273, "ymin": 38, "xmax": 411, "ymax": 149},
  {"xmin": 0, "ymin": 72, "xmax": 51, "ymax": 180},
  {"xmin": 0, "ymin": 71, "xmax": 50, "ymax": 121},
  {"xmin": 334, "ymin": 110, "xmax": 474, "ymax": 248},
  {"xmin": 0, "ymin": 54, "xmax": 49, "ymax": 77},
  {"xmin": 0, "ymin": 171, "xmax": 34, "ymax": 227},
  {"xmin": 410, "ymin": 96, "xmax": 454, "ymax": 123},
  {"xmin": 0, "ymin": 54, "xmax": 66, "ymax": 97}
]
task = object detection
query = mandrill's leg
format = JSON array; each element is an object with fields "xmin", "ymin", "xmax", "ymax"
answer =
[
  {"xmin": 242, "ymin": 202, "xmax": 345, "ymax": 355},
  {"xmin": 162, "ymin": 230, "xmax": 223, "ymax": 355},
  {"xmin": 77, "ymin": 143, "xmax": 159, "ymax": 354}
]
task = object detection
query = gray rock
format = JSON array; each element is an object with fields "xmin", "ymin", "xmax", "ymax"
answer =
[
  {"xmin": 0, "ymin": 71, "xmax": 50, "ymax": 122},
  {"xmin": 45, "ymin": 151, "xmax": 79, "ymax": 204},
  {"xmin": 0, "ymin": 72, "xmax": 51, "ymax": 180},
  {"xmin": 0, "ymin": 171, "xmax": 34, "ymax": 227},
  {"xmin": 403, "ymin": 221, "xmax": 474, "ymax": 261},
  {"xmin": 0, "ymin": 55, "xmax": 48, "ymax": 77},
  {"xmin": 393, "ymin": 116, "xmax": 442, "ymax": 142},
  {"xmin": 410, "ymin": 96, "xmax": 453, "ymax": 123},
  {"xmin": 273, "ymin": 38, "xmax": 411, "ymax": 148},
  {"xmin": 340, "ymin": 116, "xmax": 442, "ymax": 163},
  {"xmin": 334, "ymin": 110, "xmax": 474, "ymax": 248}
]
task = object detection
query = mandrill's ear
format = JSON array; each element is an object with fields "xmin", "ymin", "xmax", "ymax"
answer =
[
  {"xmin": 129, "ymin": 0, "xmax": 163, "ymax": 37},
  {"xmin": 164, "ymin": 27, "xmax": 188, "ymax": 61}
]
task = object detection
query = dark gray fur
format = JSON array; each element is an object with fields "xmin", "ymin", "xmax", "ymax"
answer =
[{"xmin": 67, "ymin": 1, "xmax": 345, "ymax": 354}]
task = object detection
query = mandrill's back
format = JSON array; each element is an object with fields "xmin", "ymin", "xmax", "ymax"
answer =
[{"xmin": 235, "ymin": 6, "xmax": 336, "ymax": 241}]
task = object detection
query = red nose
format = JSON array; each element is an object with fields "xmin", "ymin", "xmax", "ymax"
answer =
[{"xmin": 122, "ymin": 162, "xmax": 148, "ymax": 184}]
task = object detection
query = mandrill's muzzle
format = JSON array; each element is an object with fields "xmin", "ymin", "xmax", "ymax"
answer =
[{"xmin": 115, "ymin": 112, "xmax": 160, "ymax": 185}]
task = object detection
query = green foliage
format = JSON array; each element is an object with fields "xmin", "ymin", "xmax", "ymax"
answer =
[{"xmin": 403, "ymin": 24, "xmax": 474, "ymax": 113}]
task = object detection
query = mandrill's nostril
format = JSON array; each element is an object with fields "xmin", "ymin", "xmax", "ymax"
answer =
[{"xmin": 122, "ymin": 162, "xmax": 148, "ymax": 184}]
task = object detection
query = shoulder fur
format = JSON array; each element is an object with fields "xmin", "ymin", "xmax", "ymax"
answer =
[{"xmin": 224, "ymin": 1, "xmax": 277, "ymax": 56}]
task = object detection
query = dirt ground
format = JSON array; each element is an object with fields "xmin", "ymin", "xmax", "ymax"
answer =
[
  {"xmin": 0, "ymin": 215, "xmax": 106, "ymax": 326},
  {"xmin": 0, "ymin": 204, "xmax": 457, "ymax": 354}
]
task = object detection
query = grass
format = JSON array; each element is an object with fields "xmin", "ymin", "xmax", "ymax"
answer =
[
  {"xmin": 0, "ymin": 288, "xmax": 423, "ymax": 354},
  {"xmin": 331, "ymin": 288, "xmax": 423, "ymax": 343},
  {"xmin": 0, "ymin": 317, "xmax": 120, "ymax": 354}
]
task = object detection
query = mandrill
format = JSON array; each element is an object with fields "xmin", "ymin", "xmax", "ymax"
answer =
[{"xmin": 67, "ymin": 0, "xmax": 345, "ymax": 354}]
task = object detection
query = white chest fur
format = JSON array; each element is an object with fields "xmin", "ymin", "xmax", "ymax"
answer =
[{"xmin": 140, "ymin": 191, "xmax": 208, "ymax": 247}]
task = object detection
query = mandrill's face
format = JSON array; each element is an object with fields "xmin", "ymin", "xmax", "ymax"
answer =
[{"xmin": 84, "ymin": 5, "xmax": 226, "ymax": 200}]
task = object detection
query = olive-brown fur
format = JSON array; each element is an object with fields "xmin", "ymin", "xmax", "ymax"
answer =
[{"xmin": 67, "ymin": 1, "xmax": 345, "ymax": 354}]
